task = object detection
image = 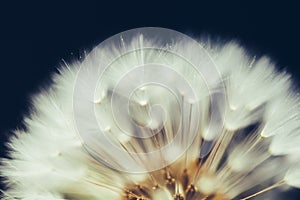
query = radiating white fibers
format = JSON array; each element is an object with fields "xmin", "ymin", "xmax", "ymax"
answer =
[{"xmin": 1, "ymin": 28, "xmax": 300, "ymax": 200}]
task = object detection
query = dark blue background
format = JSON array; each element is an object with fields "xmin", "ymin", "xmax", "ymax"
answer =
[{"xmin": 0, "ymin": 1, "xmax": 299, "ymax": 199}]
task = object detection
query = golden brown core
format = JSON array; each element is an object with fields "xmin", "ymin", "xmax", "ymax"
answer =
[{"xmin": 123, "ymin": 160, "xmax": 229, "ymax": 200}]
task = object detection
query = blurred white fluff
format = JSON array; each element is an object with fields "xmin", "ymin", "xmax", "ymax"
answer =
[{"xmin": 1, "ymin": 29, "xmax": 300, "ymax": 200}]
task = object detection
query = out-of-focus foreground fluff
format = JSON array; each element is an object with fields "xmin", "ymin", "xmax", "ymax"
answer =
[{"xmin": 1, "ymin": 28, "xmax": 300, "ymax": 200}]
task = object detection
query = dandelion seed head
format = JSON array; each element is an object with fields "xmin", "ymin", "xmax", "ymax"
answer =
[{"xmin": 1, "ymin": 27, "xmax": 300, "ymax": 200}]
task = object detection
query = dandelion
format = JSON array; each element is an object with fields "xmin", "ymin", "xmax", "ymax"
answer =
[{"xmin": 1, "ymin": 27, "xmax": 300, "ymax": 200}]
